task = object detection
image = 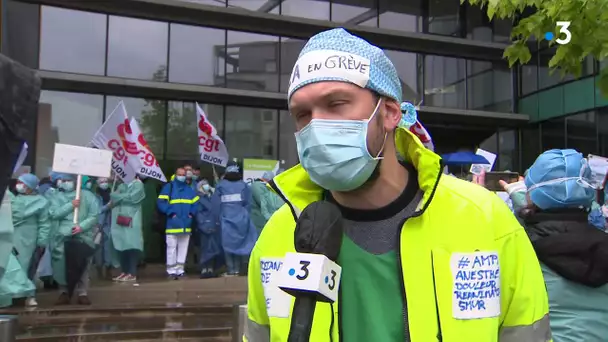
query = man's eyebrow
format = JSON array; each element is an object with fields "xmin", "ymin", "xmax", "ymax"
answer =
[{"xmin": 319, "ymin": 90, "xmax": 355, "ymax": 101}]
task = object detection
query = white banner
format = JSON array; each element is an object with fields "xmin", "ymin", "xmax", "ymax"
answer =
[
  {"xmin": 197, "ymin": 103, "xmax": 229, "ymax": 167},
  {"xmin": 89, "ymin": 101, "xmax": 138, "ymax": 183},
  {"xmin": 128, "ymin": 118, "xmax": 167, "ymax": 182}
]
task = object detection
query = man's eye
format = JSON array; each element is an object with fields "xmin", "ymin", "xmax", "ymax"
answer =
[{"xmin": 329, "ymin": 101, "xmax": 347, "ymax": 107}]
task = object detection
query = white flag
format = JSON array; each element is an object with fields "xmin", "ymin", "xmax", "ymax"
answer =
[
  {"xmin": 128, "ymin": 118, "xmax": 167, "ymax": 182},
  {"xmin": 197, "ymin": 103, "xmax": 229, "ymax": 167},
  {"xmin": 89, "ymin": 101, "xmax": 138, "ymax": 183},
  {"xmin": 12, "ymin": 142, "xmax": 28, "ymax": 174}
]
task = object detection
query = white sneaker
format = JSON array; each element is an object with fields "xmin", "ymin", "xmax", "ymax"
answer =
[
  {"xmin": 121, "ymin": 274, "xmax": 137, "ymax": 282},
  {"xmin": 25, "ymin": 298, "xmax": 38, "ymax": 307},
  {"xmin": 113, "ymin": 273, "xmax": 126, "ymax": 281}
]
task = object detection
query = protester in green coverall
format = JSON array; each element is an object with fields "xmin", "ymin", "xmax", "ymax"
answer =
[
  {"xmin": 11, "ymin": 173, "xmax": 51, "ymax": 306},
  {"xmin": 48, "ymin": 173, "xmax": 98, "ymax": 305},
  {"xmin": 110, "ymin": 175, "xmax": 145, "ymax": 282},
  {"xmin": 250, "ymin": 171, "xmax": 285, "ymax": 232},
  {"xmin": 0, "ymin": 191, "xmax": 36, "ymax": 308}
]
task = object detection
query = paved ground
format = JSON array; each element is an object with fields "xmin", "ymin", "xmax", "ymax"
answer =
[{"xmin": 3, "ymin": 264, "xmax": 248, "ymax": 310}]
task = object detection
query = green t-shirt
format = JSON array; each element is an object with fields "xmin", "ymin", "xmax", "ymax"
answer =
[
  {"xmin": 328, "ymin": 162, "xmax": 420, "ymax": 342},
  {"xmin": 339, "ymin": 235, "xmax": 406, "ymax": 342}
]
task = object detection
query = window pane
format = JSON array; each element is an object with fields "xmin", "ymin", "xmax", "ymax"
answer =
[
  {"xmin": 166, "ymin": 101, "xmax": 223, "ymax": 160},
  {"xmin": 226, "ymin": 31, "xmax": 279, "ymax": 92},
  {"xmin": 36, "ymin": 91, "xmax": 104, "ymax": 174},
  {"xmin": 280, "ymin": 38, "xmax": 306, "ymax": 93},
  {"xmin": 520, "ymin": 62, "xmax": 538, "ymax": 96},
  {"xmin": 467, "ymin": 60, "xmax": 512, "ymax": 112},
  {"xmin": 493, "ymin": 18, "xmax": 512, "ymax": 43},
  {"xmin": 2, "ymin": 0, "xmax": 40, "ymax": 69},
  {"xmin": 40, "ymin": 6, "xmax": 106, "ymax": 75},
  {"xmin": 331, "ymin": 0, "xmax": 377, "ymax": 27},
  {"xmin": 169, "ymin": 24, "xmax": 225, "ymax": 86},
  {"xmin": 466, "ymin": 5, "xmax": 492, "ymax": 42},
  {"xmin": 541, "ymin": 117, "xmax": 565, "ymax": 151},
  {"xmin": 279, "ymin": 110, "xmax": 298, "ymax": 168},
  {"xmin": 384, "ymin": 50, "xmax": 422, "ymax": 104},
  {"xmin": 228, "ymin": 0, "xmax": 279, "ymax": 13},
  {"xmin": 479, "ymin": 133, "xmax": 498, "ymax": 155},
  {"xmin": 281, "ymin": 0, "xmax": 329, "ymax": 20},
  {"xmin": 498, "ymin": 130, "xmax": 518, "ymax": 172},
  {"xmin": 105, "ymin": 96, "xmax": 167, "ymax": 158},
  {"xmin": 521, "ymin": 124, "xmax": 540, "ymax": 170},
  {"xmin": 428, "ymin": 0, "xmax": 461, "ymax": 36},
  {"xmin": 424, "ymin": 55, "xmax": 466, "ymax": 108},
  {"xmin": 567, "ymin": 111, "xmax": 597, "ymax": 156},
  {"xmin": 107, "ymin": 16, "xmax": 168, "ymax": 81},
  {"xmin": 599, "ymin": 108, "xmax": 608, "ymax": 156},
  {"xmin": 225, "ymin": 106, "xmax": 277, "ymax": 160},
  {"xmin": 379, "ymin": 0, "xmax": 421, "ymax": 32}
]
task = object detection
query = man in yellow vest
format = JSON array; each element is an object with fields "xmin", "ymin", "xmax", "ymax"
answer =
[{"xmin": 245, "ymin": 28, "xmax": 551, "ymax": 342}]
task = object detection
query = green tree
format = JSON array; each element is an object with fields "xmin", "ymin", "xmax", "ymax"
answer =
[{"xmin": 464, "ymin": 0, "xmax": 608, "ymax": 95}]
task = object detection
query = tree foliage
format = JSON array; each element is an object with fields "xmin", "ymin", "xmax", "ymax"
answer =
[{"xmin": 464, "ymin": 0, "xmax": 608, "ymax": 96}]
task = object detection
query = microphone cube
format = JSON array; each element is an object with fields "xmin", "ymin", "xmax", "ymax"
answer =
[{"xmin": 277, "ymin": 252, "xmax": 341, "ymax": 303}]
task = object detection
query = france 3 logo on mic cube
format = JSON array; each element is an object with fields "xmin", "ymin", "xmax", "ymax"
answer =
[{"xmin": 277, "ymin": 252, "xmax": 341, "ymax": 303}]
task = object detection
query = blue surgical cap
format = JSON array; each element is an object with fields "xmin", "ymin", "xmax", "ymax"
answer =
[
  {"xmin": 18, "ymin": 173, "xmax": 39, "ymax": 190},
  {"xmin": 525, "ymin": 149, "xmax": 595, "ymax": 210},
  {"xmin": 288, "ymin": 28, "xmax": 417, "ymax": 127},
  {"xmin": 262, "ymin": 171, "xmax": 275, "ymax": 180}
]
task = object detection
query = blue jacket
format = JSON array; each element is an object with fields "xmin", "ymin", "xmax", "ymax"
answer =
[{"xmin": 157, "ymin": 180, "xmax": 199, "ymax": 234}]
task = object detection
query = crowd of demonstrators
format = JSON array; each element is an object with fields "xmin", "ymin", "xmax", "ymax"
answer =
[
  {"xmin": 0, "ymin": 170, "xmax": 147, "ymax": 308},
  {"xmin": 155, "ymin": 161, "xmax": 284, "ymax": 279}
]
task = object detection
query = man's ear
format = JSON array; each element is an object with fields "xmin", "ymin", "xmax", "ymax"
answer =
[{"xmin": 383, "ymin": 99, "xmax": 402, "ymax": 131}]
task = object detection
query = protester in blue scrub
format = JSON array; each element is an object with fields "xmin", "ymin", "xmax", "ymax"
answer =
[
  {"xmin": 37, "ymin": 172, "xmax": 63, "ymax": 289},
  {"xmin": 212, "ymin": 162, "xmax": 257, "ymax": 276},
  {"xmin": 110, "ymin": 175, "xmax": 146, "ymax": 282},
  {"xmin": 196, "ymin": 179, "xmax": 221, "ymax": 278},
  {"xmin": 505, "ymin": 149, "xmax": 608, "ymax": 341}
]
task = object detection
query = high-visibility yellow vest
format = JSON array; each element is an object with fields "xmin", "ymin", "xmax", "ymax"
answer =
[{"xmin": 246, "ymin": 127, "xmax": 551, "ymax": 342}]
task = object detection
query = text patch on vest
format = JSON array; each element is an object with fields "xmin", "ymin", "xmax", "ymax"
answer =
[{"xmin": 450, "ymin": 251, "xmax": 500, "ymax": 319}]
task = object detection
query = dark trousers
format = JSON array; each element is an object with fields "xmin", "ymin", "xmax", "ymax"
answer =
[{"xmin": 119, "ymin": 249, "xmax": 139, "ymax": 276}]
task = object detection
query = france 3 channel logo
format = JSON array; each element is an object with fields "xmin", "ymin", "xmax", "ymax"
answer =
[{"xmin": 544, "ymin": 21, "xmax": 572, "ymax": 45}]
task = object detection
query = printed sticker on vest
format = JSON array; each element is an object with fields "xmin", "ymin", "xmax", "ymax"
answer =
[
  {"xmin": 288, "ymin": 50, "xmax": 371, "ymax": 95},
  {"xmin": 221, "ymin": 194, "xmax": 242, "ymax": 203},
  {"xmin": 260, "ymin": 257, "xmax": 291, "ymax": 318},
  {"xmin": 450, "ymin": 251, "xmax": 500, "ymax": 320}
]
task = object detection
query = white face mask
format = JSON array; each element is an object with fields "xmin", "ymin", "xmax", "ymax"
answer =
[{"xmin": 16, "ymin": 183, "xmax": 27, "ymax": 194}]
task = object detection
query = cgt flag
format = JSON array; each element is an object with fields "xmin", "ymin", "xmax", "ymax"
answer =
[
  {"xmin": 128, "ymin": 118, "xmax": 167, "ymax": 182},
  {"xmin": 90, "ymin": 101, "xmax": 137, "ymax": 183},
  {"xmin": 197, "ymin": 103, "xmax": 228, "ymax": 167},
  {"xmin": 409, "ymin": 120, "xmax": 434, "ymax": 151}
]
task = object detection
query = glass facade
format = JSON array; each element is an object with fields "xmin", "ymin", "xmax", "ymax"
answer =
[{"xmin": 9, "ymin": 0, "xmax": 607, "ymax": 179}]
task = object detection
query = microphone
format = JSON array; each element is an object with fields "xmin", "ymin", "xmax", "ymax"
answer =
[{"xmin": 277, "ymin": 201, "xmax": 344, "ymax": 342}]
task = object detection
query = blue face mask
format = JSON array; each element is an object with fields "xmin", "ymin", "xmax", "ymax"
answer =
[
  {"xmin": 62, "ymin": 181, "xmax": 75, "ymax": 192},
  {"xmin": 176, "ymin": 176, "xmax": 186, "ymax": 182},
  {"xmin": 202, "ymin": 184, "xmax": 210, "ymax": 192},
  {"xmin": 294, "ymin": 99, "xmax": 386, "ymax": 191},
  {"xmin": 99, "ymin": 183, "xmax": 109, "ymax": 190}
]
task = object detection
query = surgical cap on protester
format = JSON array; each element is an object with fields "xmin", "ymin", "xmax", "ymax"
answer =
[
  {"xmin": 49, "ymin": 171, "xmax": 61, "ymax": 182},
  {"xmin": 525, "ymin": 149, "xmax": 595, "ymax": 210},
  {"xmin": 262, "ymin": 171, "xmax": 275, "ymax": 180},
  {"xmin": 226, "ymin": 164, "xmax": 240, "ymax": 174},
  {"xmin": 18, "ymin": 173, "xmax": 39, "ymax": 190},
  {"xmin": 287, "ymin": 28, "xmax": 418, "ymax": 128},
  {"xmin": 55, "ymin": 173, "xmax": 75, "ymax": 181}
]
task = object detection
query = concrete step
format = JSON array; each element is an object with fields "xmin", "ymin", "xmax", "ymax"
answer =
[
  {"xmin": 16, "ymin": 327, "xmax": 231, "ymax": 341},
  {"xmin": 14, "ymin": 306, "xmax": 235, "ymax": 341}
]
